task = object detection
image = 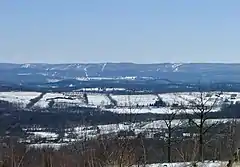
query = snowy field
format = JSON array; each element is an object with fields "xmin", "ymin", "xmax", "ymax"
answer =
[
  {"xmin": 24, "ymin": 118, "xmax": 240, "ymax": 147},
  {"xmin": 34, "ymin": 92, "xmax": 86, "ymax": 108},
  {"xmin": 87, "ymin": 93, "xmax": 111, "ymax": 106},
  {"xmin": 0, "ymin": 91, "xmax": 239, "ymax": 113},
  {"xmin": 105, "ymin": 107, "xmax": 221, "ymax": 114},
  {"xmin": 28, "ymin": 143, "xmax": 67, "ymax": 149},
  {"xmin": 28, "ymin": 132, "xmax": 59, "ymax": 139},
  {"xmin": 0, "ymin": 91, "xmax": 41, "ymax": 107},
  {"xmin": 141, "ymin": 118, "xmax": 238, "ymax": 130},
  {"xmin": 158, "ymin": 92, "xmax": 234, "ymax": 106},
  {"xmin": 111, "ymin": 94, "xmax": 158, "ymax": 106}
]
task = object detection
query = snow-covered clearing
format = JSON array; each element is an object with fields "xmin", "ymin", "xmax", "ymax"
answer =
[
  {"xmin": 141, "ymin": 118, "xmax": 240, "ymax": 129},
  {"xmin": 28, "ymin": 143, "xmax": 67, "ymax": 149},
  {"xmin": 97, "ymin": 123, "xmax": 130, "ymax": 133},
  {"xmin": 87, "ymin": 93, "xmax": 111, "ymax": 106},
  {"xmin": 34, "ymin": 92, "xmax": 85, "ymax": 108},
  {"xmin": 72, "ymin": 123, "xmax": 135, "ymax": 137},
  {"xmin": 105, "ymin": 107, "xmax": 221, "ymax": 114},
  {"xmin": 0, "ymin": 91, "xmax": 41, "ymax": 107},
  {"xmin": 159, "ymin": 92, "xmax": 240, "ymax": 106},
  {"xmin": 28, "ymin": 132, "xmax": 59, "ymax": 139},
  {"xmin": 111, "ymin": 94, "xmax": 158, "ymax": 106}
]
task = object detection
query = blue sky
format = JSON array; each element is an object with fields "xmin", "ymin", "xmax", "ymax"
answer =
[{"xmin": 0, "ymin": 0, "xmax": 239, "ymax": 63}]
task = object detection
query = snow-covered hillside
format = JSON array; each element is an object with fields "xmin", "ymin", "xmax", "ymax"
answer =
[
  {"xmin": 0, "ymin": 91, "xmax": 239, "ymax": 113},
  {"xmin": 2, "ymin": 63, "xmax": 240, "ymax": 84},
  {"xmin": 0, "ymin": 91, "xmax": 41, "ymax": 107}
]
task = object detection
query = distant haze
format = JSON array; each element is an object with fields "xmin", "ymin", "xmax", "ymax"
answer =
[{"xmin": 0, "ymin": 0, "xmax": 239, "ymax": 63}]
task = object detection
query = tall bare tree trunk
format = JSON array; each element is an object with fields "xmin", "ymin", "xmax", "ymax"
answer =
[
  {"xmin": 199, "ymin": 127, "xmax": 204, "ymax": 162},
  {"xmin": 167, "ymin": 129, "xmax": 172, "ymax": 163}
]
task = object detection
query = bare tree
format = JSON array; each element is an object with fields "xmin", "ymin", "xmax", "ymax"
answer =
[
  {"xmin": 163, "ymin": 108, "xmax": 182, "ymax": 163},
  {"xmin": 223, "ymin": 118, "xmax": 240, "ymax": 160},
  {"xmin": 183, "ymin": 89, "xmax": 222, "ymax": 162},
  {"xmin": 175, "ymin": 135, "xmax": 199, "ymax": 163}
]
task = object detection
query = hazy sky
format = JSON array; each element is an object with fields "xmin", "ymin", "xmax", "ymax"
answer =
[{"xmin": 0, "ymin": 0, "xmax": 239, "ymax": 64}]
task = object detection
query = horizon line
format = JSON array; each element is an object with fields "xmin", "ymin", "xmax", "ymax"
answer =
[{"xmin": 0, "ymin": 62, "xmax": 240, "ymax": 65}]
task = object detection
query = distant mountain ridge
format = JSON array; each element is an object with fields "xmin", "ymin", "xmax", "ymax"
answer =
[{"xmin": 0, "ymin": 63, "xmax": 240, "ymax": 86}]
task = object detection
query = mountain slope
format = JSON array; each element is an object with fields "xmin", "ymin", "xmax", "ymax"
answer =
[{"xmin": 0, "ymin": 63, "xmax": 240, "ymax": 86}]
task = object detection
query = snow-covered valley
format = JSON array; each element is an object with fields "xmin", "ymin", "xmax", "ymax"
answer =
[{"xmin": 0, "ymin": 90, "xmax": 240, "ymax": 151}]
